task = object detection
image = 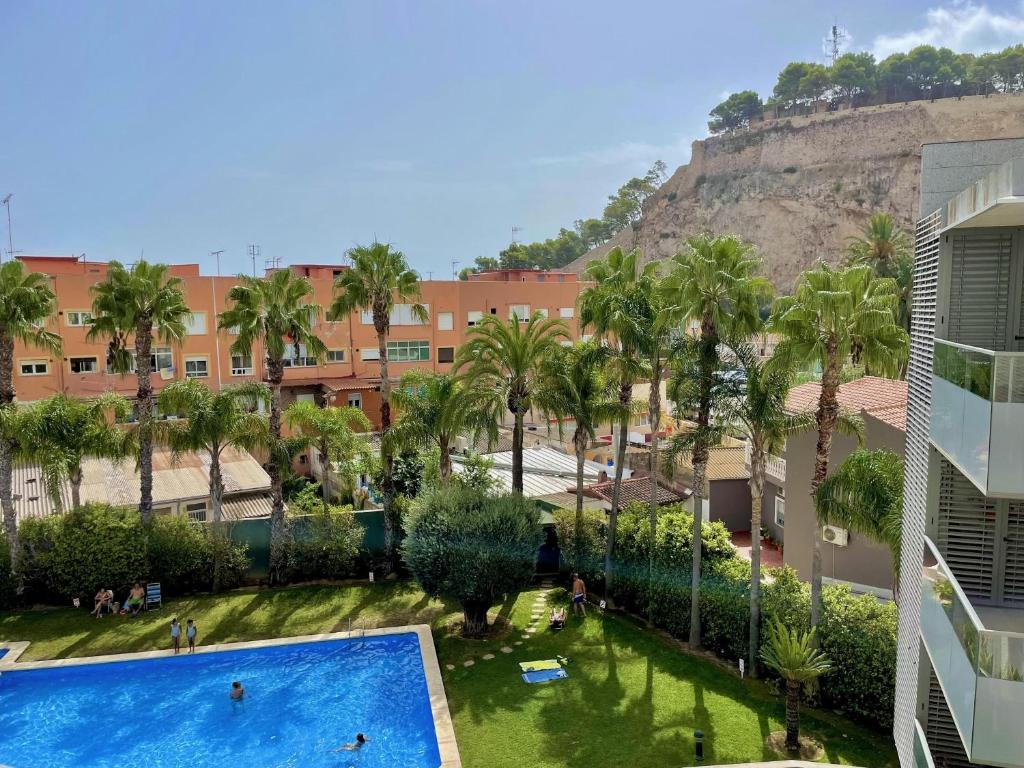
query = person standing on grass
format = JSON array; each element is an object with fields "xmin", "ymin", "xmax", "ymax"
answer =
[
  {"xmin": 170, "ymin": 618, "xmax": 181, "ymax": 655},
  {"xmin": 571, "ymin": 573, "xmax": 587, "ymax": 618},
  {"xmin": 186, "ymin": 619, "xmax": 197, "ymax": 653}
]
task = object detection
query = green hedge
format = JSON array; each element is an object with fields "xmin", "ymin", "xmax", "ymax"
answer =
[
  {"xmin": 552, "ymin": 502, "xmax": 897, "ymax": 729},
  {"xmin": 18, "ymin": 504, "xmax": 248, "ymax": 603},
  {"xmin": 285, "ymin": 507, "xmax": 365, "ymax": 581},
  {"xmin": 0, "ymin": 536, "xmax": 15, "ymax": 610}
]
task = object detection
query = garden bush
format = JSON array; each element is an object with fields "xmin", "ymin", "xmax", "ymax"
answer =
[
  {"xmin": 403, "ymin": 487, "xmax": 542, "ymax": 637},
  {"xmin": 147, "ymin": 515, "xmax": 248, "ymax": 594},
  {"xmin": 552, "ymin": 506, "xmax": 606, "ymax": 585},
  {"xmin": 285, "ymin": 506, "xmax": 364, "ymax": 581},
  {"xmin": 0, "ymin": 535, "xmax": 15, "ymax": 610}
]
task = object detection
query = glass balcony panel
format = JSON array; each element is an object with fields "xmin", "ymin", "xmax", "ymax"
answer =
[{"xmin": 913, "ymin": 720, "xmax": 935, "ymax": 768}]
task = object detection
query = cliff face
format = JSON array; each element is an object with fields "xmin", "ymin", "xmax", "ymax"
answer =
[{"xmin": 566, "ymin": 93, "xmax": 1024, "ymax": 291}]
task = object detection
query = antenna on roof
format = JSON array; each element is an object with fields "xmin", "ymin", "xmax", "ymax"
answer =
[
  {"xmin": 210, "ymin": 250, "xmax": 225, "ymax": 277},
  {"xmin": 1, "ymin": 194, "xmax": 13, "ymax": 263},
  {"xmin": 248, "ymin": 244, "xmax": 260, "ymax": 277},
  {"xmin": 511, "ymin": 225, "xmax": 522, "ymax": 245}
]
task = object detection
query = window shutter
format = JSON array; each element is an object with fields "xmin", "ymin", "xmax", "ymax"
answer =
[
  {"xmin": 936, "ymin": 457, "xmax": 997, "ymax": 600},
  {"xmin": 947, "ymin": 231, "xmax": 1014, "ymax": 350}
]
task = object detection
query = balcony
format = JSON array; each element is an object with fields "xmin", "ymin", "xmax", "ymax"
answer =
[
  {"xmin": 944, "ymin": 157, "xmax": 1024, "ymax": 231},
  {"xmin": 930, "ymin": 339, "xmax": 1024, "ymax": 496},
  {"xmin": 913, "ymin": 720, "xmax": 935, "ymax": 768},
  {"xmin": 743, "ymin": 443, "xmax": 786, "ymax": 485},
  {"xmin": 919, "ymin": 536, "xmax": 1024, "ymax": 766}
]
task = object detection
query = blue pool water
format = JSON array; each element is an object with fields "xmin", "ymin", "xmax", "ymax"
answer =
[{"xmin": 0, "ymin": 633, "xmax": 442, "ymax": 768}]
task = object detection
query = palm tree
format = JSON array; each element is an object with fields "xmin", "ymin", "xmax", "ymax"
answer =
[
  {"xmin": 285, "ymin": 400, "xmax": 371, "ymax": 504},
  {"xmin": 578, "ymin": 246, "xmax": 653, "ymax": 594},
  {"xmin": 816, "ymin": 448, "xmax": 904, "ymax": 599},
  {"xmin": 218, "ymin": 270, "xmax": 325, "ymax": 584},
  {"xmin": 845, "ymin": 212, "xmax": 911, "ymax": 277},
  {"xmin": 770, "ymin": 262, "xmax": 908, "ymax": 627},
  {"xmin": 454, "ymin": 312, "xmax": 568, "ymax": 492},
  {"xmin": 387, "ymin": 370, "xmax": 498, "ymax": 484},
  {"xmin": 88, "ymin": 260, "xmax": 190, "ymax": 524},
  {"xmin": 0, "ymin": 261, "xmax": 61, "ymax": 576},
  {"xmin": 663, "ymin": 233, "xmax": 770, "ymax": 648},
  {"xmin": 536, "ymin": 342, "xmax": 622, "ymax": 567},
  {"xmin": 329, "ymin": 243, "xmax": 426, "ymax": 569},
  {"xmin": 23, "ymin": 393, "xmax": 136, "ymax": 510},
  {"xmin": 760, "ymin": 620, "xmax": 832, "ymax": 752}
]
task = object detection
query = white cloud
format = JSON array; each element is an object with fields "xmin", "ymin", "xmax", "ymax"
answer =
[
  {"xmin": 872, "ymin": 2, "xmax": 1024, "ymax": 58},
  {"xmin": 529, "ymin": 135, "xmax": 693, "ymax": 170}
]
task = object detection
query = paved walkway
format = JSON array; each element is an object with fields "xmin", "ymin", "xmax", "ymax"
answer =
[{"xmin": 730, "ymin": 531, "xmax": 783, "ymax": 568}]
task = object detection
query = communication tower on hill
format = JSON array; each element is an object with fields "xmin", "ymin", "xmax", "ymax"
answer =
[{"xmin": 825, "ymin": 23, "xmax": 848, "ymax": 65}]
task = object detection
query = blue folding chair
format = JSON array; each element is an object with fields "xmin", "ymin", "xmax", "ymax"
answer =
[{"xmin": 145, "ymin": 583, "xmax": 162, "ymax": 610}]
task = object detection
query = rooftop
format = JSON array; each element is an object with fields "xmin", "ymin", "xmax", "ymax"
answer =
[
  {"xmin": 786, "ymin": 376, "xmax": 908, "ymax": 433},
  {"xmin": 452, "ymin": 445, "xmax": 628, "ymax": 499},
  {"xmin": 585, "ymin": 477, "xmax": 690, "ymax": 507}
]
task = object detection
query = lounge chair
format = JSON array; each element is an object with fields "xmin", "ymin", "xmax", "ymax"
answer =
[{"xmin": 145, "ymin": 583, "xmax": 162, "ymax": 610}]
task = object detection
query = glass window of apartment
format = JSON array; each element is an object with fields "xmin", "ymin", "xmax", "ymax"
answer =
[
  {"xmin": 281, "ymin": 343, "xmax": 316, "ymax": 367},
  {"xmin": 438, "ymin": 346, "xmax": 455, "ymax": 363},
  {"xmin": 775, "ymin": 496, "xmax": 785, "ymax": 527},
  {"xmin": 559, "ymin": 307, "xmax": 575, "ymax": 319},
  {"xmin": 347, "ymin": 392, "xmax": 362, "ymax": 409},
  {"xmin": 437, "ymin": 312, "xmax": 454, "ymax": 331},
  {"xmin": 184, "ymin": 357, "xmax": 209, "ymax": 378},
  {"xmin": 230, "ymin": 353, "xmax": 253, "ymax": 376},
  {"xmin": 185, "ymin": 312, "xmax": 207, "ymax": 335},
  {"xmin": 19, "ymin": 360, "xmax": 48, "ymax": 376},
  {"xmin": 387, "ymin": 340, "xmax": 429, "ymax": 362},
  {"xmin": 65, "ymin": 310, "xmax": 92, "ymax": 327},
  {"xmin": 70, "ymin": 357, "xmax": 98, "ymax": 374},
  {"xmin": 633, "ymin": 412, "xmax": 650, "ymax": 427},
  {"xmin": 360, "ymin": 348, "xmax": 380, "ymax": 361},
  {"xmin": 185, "ymin": 502, "xmax": 207, "ymax": 522},
  {"xmin": 326, "ymin": 349, "xmax": 346, "ymax": 363},
  {"xmin": 509, "ymin": 304, "xmax": 530, "ymax": 321},
  {"xmin": 362, "ymin": 304, "xmax": 430, "ymax": 326},
  {"xmin": 152, "ymin": 347, "xmax": 173, "ymax": 372},
  {"xmin": 467, "ymin": 310, "xmax": 483, "ymax": 327}
]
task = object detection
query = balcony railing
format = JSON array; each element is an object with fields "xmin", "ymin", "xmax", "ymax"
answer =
[
  {"xmin": 743, "ymin": 443, "xmax": 786, "ymax": 484},
  {"xmin": 913, "ymin": 720, "xmax": 935, "ymax": 768},
  {"xmin": 919, "ymin": 536, "xmax": 1024, "ymax": 766},
  {"xmin": 930, "ymin": 339, "xmax": 1024, "ymax": 496}
]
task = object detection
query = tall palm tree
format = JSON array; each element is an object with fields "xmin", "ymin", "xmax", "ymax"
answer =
[
  {"xmin": 770, "ymin": 262, "xmax": 908, "ymax": 627},
  {"xmin": 454, "ymin": 312, "xmax": 568, "ymax": 492},
  {"xmin": 218, "ymin": 270, "xmax": 325, "ymax": 584},
  {"xmin": 387, "ymin": 370, "xmax": 498, "ymax": 484},
  {"xmin": 329, "ymin": 243, "xmax": 426, "ymax": 569},
  {"xmin": 760, "ymin": 620, "xmax": 832, "ymax": 752},
  {"xmin": 816, "ymin": 448, "xmax": 904, "ymax": 599},
  {"xmin": 578, "ymin": 246, "xmax": 653, "ymax": 594},
  {"xmin": 88, "ymin": 260, "xmax": 190, "ymax": 524},
  {"xmin": 536, "ymin": 342, "xmax": 622, "ymax": 567},
  {"xmin": 663, "ymin": 233, "xmax": 770, "ymax": 648},
  {"xmin": 285, "ymin": 400, "xmax": 371, "ymax": 504},
  {"xmin": 845, "ymin": 212, "xmax": 911, "ymax": 277},
  {"xmin": 23, "ymin": 393, "xmax": 136, "ymax": 511},
  {"xmin": 0, "ymin": 261, "xmax": 61, "ymax": 576}
]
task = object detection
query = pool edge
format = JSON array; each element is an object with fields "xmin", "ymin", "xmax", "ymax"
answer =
[{"xmin": 0, "ymin": 625, "xmax": 462, "ymax": 768}]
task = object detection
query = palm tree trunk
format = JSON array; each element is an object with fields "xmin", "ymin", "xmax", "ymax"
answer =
[
  {"xmin": 749, "ymin": 453, "xmax": 765, "ymax": 677},
  {"xmin": 810, "ymin": 343, "xmax": 841, "ymax": 629},
  {"xmin": 785, "ymin": 680, "xmax": 802, "ymax": 751},
  {"xmin": 606, "ymin": 380, "xmax": 632, "ymax": 598},
  {"xmin": 511, "ymin": 410, "xmax": 524, "ymax": 493},
  {"xmin": 209, "ymin": 446, "xmax": 226, "ymax": 592},
  {"xmin": 0, "ymin": 333, "xmax": 17, "ymax": 582},
  {"xmin": 70, "ymin": 466, "xmax": 83, "ymax": 510},
  {"xmin": 319, "ymin": 437, "xmax": 331, "ymax": 505},
  {"xmin": 690, "ymin": 456, "xmax": 707, "ymax": 648},
  {"xmin": 267, "ymin": 363, "xmax": 287, "ymax": 585},
  {"xmin": 690, "ymin": 316, "xmax": 717, "ymax": 649},
  {"xmin": 135, "ymin": 319, "xmax": 155, "ymax": 524},
  {"xmin": 573, "ymin": 426, "xmax": 587, "ymax": 570},
  {"xmin": 439, "ymin": 435, "xmax": 452, "ymax": 485},
  {"xmin": 647, "ymin": 357, "xmax": 662, "ymax": 623},
  {"xmin": 375, "ymin": 325, "xmax": 397, "ymax": 572}
]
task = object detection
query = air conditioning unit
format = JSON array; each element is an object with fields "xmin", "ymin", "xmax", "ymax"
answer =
[{"xmin": 822, "ymin": 525, "xmax": 848, "ymax": 547}]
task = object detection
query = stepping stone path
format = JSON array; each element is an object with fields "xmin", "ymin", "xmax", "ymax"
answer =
[
  {"xmin": 463, "ymin": 660, "xmax": 474, "ymax": 668},
  {"xmin": 513, "ymin": 641, "xmax": 523, "ymax": 646},
  {"xmin": 446, "ymin": 664, "xmax": 455, "ymax": 671},
  {"xmin": 500, "ymin": 646, "xmax": 513, "ymax": 654},
  {"xmin": 482, "ymin": 653, "xmax": 495, "ymax": 660}
]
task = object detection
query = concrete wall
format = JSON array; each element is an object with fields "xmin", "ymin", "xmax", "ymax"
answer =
[
  {"xmin": 708, "ymin": 478, "xmax": 753, "ymax": 532},
  {"xmin": 920, "ymin": 137, "xmax": 1024, "ymax": 217},
  {"xmin": 782, "ymin": 412, "xmax": 905, "ymax": 592},
  {"xmin": 762, "ymin": 479, "xmax": 785, "ymax": 543}
]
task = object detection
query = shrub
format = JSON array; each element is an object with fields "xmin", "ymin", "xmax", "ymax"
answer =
[
  {"xmin": 666, "ymin": 191, "xmax": 678, "ymax": 202},
  {"xmin": 451, "ymin": 453, "xmax": 499, "ymax": 495},
  {"xmin": 552, "ymin": 507, "xmax": 606, "ymax": 585},
  {"xmin": 147, "ymin": 515, "xmax": 248, "ymax": 594},
  {"xmin": 403, "ymin": 488, "xmax": 542, "ymax": 637},
  {"xmin": 286, "ymin": 507, "xmax": 364, "ymax": 581},
  {"xmin": 0, "ymin": 536, "xmax": 15, "ymax": 610}
]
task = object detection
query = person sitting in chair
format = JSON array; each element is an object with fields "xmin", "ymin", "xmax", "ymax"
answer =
[
  {"xmin": 125, "ymin": 583, "xmax": 145, "ymax": 617},
  {"xmin": 91, "ymin": 588, "xmax": 112, "ymax": 618},
  {"xmin": 549, "ymin": 607, "xmax": 566, "ymax": 630}
]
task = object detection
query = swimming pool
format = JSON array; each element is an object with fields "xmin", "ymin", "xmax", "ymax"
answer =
[{"xmin": 0, "ymin": 629, "xmax": 451, "ymax": 768}]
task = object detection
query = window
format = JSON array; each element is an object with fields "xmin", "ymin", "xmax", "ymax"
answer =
[
  {"xmin": 19, "ymin": 360, "xmax": 48, "ymax": 376},
  {"xmin": 558, "ymin": 274, "xmax": 566, "ymax": 283},
  {"xmin": 387, "ymin": 340, "xmax": 429, "ymax": 362},
  {"xmin": 536, "ymin": 308, "xmax": 549, "ymax": 319},
  {"xmin": 360, "ymin": 348, "xmax": 380, "ymax": 362},
  {"xmin": 231, "ymin": 353, "xmax": 253, "ymax": 376},
  {"xmin": 281, "ymin": 343, "xmax": 317, "ymax": 367},
  {"xmin": 153, "ymin": 506, "xmax": 173, "ymax": 517},
  {"xmin": 70, "ymin": 357, "xmax": 98, "ymax": 374},
  {"xmin": 152, "ymin": 347, "xmax": 173, "ymax": 372},
  {"xmin": 185, "ymin": 312, "xmax": 207, "ymax": 335},
  {"xmin": 438, "ymin": 346, "xmax": 455, "ymax": 363},
  {"xmin": 437, "ymin": 312, "xmax": 454, "ymax": 331},
  {"xmin": 559, "ymin": 307, "xmax": 575, "ymax": 319},
  {"xmin": 184, "ymin": 357, "xmax": 209, "ymax": 378},
  {"xmin": 65, "ymin": 310, "xmax": 92, "ymax": 327},
  {"xmin": 185, "ymin": 502, "xmax": 207, "ymax": 523},
  {"xmin": 326, "ymin": 349, "xmax": 346, "ymax": 363},
  {"xmin": 633, "ymin": 412, "xmax": 651, "ymax": 427},
  {"xmin": 509, "ymin": 304, "xmax": 530, "ymax": 321},
  {"xmin": 775, "ymin": 496, "xmax": 785, "ymax": 527},
  {"xmin": 360, "ymin": 303, "xmax": 430, "ymax": 326},
  {"xmin": 296, "ymin": 393, "xmax": 315, "ymax": 404},
  {"xmin": 467, "ymin": 310, "xmax": 483, "ymax": 327},
  {"xmin": 538, "ymin": 274, "xmax": 546, "ymax": 282},
  {"xmin": 227, "ymin": 325, "xmax": 240, "ymax": 336},
  {"xmin": 347, "ymin": 393, "xmax": 362, "ymax": 409}
]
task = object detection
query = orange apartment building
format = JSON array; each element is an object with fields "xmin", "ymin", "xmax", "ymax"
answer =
[{"xmin": 13, "ymin": 257, "xmax": 588, "ymax": 428}]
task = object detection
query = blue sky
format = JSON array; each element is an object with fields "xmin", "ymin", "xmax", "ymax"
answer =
[{"xmin": 3, "ymin": 1, "xmax": 1024, "ymax": 277}]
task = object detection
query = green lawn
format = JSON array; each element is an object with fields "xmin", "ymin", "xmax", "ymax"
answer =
[{"xmin": 0, "ymin": 582, "xmax": 896, "ymax": 768}]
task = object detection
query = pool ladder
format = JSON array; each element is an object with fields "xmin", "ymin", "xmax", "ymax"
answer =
[{"xmin": 347, "ymin": 617, "xmax": 367, "ymax": 647}]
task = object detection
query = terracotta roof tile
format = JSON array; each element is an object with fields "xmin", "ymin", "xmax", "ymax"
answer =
[
  {"xmin": 586, "ymin": 477, "xmax": 690, "ymax": 507},
  {"xmin": 786, "ymin": 376, "xmax": 907, "ymax": 433}
]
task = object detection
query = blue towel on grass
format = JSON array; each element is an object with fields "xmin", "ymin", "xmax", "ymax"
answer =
[{"xmin": 522, "ymin": 668, "xmax": 568, "ymax": 684}]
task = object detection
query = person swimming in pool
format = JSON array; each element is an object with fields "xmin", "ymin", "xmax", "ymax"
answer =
[
  {"xmin": 332, "ymin": 733, "xmax": 368, "ymax": 752},
  {"xmin": 230, "ymin": 681, "xmax": 245, "ymax": 701}
]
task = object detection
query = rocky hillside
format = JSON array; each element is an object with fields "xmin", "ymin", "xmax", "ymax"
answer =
[{"xmin": 566, "ymin": 93, "xmax": 1024, "ymax": 291}]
